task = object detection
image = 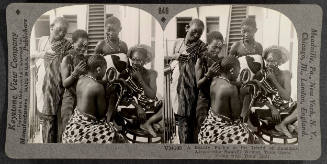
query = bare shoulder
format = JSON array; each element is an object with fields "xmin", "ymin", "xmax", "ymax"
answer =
[
  {"xmin": 255, "ymin": 41, "xmax": 263, "ymax": 47},
  {"xmin": 120, "ymin": 41, "xmax": 128, "ymax": 53},
  {"xmin": 195, "ymin": 57, "xmax": 203, "ymax": 67},
  {"xmin": 62, "ymin": 54, "xmax": 72, "ymax": 64},
  {"xmin": 94, "ymin": 40, "xmax": 106, "ymax": 54},
  {"xmin": 231, "ymin": 41, "xmax": 241, "ymax": 49},
  {"xmin": 95, "ymin": 40, "xmax": 105, "ymax": 49},
  {"xmin": 77, "ymin": 78, "xmax": 105, "ymax": 95},
  {"xmin": 147, "ymin": 69, "xmax": 158, "ymax": 79},
  {"xmin": 212, "ymin": 78, "xmax": 235, "ymax": 96},
  {"xmin": 255, "ymin": 41, "xmax": 263, "ymax": 52},
  {"xmin": 120, "ymin": 40, "xmax": 128, "ymax": 48},
  {"xmin": 97, "ymin": 40, "xmax": 105, "ymax": 45},
  {"xmin": 230, "ymin": 41, "xmax": 241, "ymax": 56}
]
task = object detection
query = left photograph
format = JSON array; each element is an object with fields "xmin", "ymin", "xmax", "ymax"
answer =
[{"xmin": 28, "ymin": 4, "xmax": 165, "ymax": 144}]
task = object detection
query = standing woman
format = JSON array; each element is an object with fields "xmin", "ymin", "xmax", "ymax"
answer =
[
  {"xmin": 40, "ymin": 17, "xmax": 72, "ymax": 143},
  {"xmin": 94, "ymin": 16, "xmax": 128, "ymax": 76},
  {"xmin": 169, "ymin": 19, "xmax": 207, "ymax": 143},
  {"xmin": 59, "ymin": 29, "xmax": 88, "ymax": 142}
]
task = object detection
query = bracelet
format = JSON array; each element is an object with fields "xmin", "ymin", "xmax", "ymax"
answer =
[
  {"xmin": 204, "ymin": 73, "xmax": 211, "ymax": 80},
  {"xmin": 71, "ymin": 71, "xmax": 79, "ymax": 79}
]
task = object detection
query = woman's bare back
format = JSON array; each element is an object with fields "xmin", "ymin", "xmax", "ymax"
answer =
[{"xmin": 76, "ymin": 76, "xmax": 107, "ymax": 119}]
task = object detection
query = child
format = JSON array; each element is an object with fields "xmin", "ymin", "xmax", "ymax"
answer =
[
  {"xmin": 198, "ymin": 56, "xmax": 258, "ymax": 144},
  {"xmin": 62, "ymin": 54, "xmax": 126, "ymax": 143},
  {"xmin": 230, "ymin": 17, "xmax": 263, "ymax": 57},
  {"xmin": 59, "ymin": 29, "xmax": 88, "ymax": 142},
  {"xmin": 170, "ymin": 19, "xmax": 207, "ymax": 143},
  {"xmin": 194, "ymin": 31, "xmax": 225, "ymax": 142}
]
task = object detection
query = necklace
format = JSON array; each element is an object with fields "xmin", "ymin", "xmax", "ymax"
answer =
[
  {"xmin": 242, "ymin": 41, "xmax": 257, "ymax": 54},
  {"xmin": 84, "ymin": 75, "xmax": 97, "ymax": 81},
  {"xmin": 217, "ymin": 76, "xmax": 230, "ymax": 84},
  {"xmin": 178, "ymin": 38, "xmax": 200, "ymax": 63},
  {"xmin": 105, "ymin": 37, "xmax": 121, "ymax": 52}
]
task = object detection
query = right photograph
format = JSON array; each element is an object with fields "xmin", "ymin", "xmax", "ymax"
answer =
[{"xmin": 163, "ymin": 5, "xmax": 298, "ymax": 144}]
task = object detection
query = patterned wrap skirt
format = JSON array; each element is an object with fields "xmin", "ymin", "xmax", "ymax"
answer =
[
  {"xmin": 198, "ymin": 110, "xmax": 257, "ymax": 144},
  {"xmin": 62, "ymin": 109, "xmax": 127, "ymax": 143}
]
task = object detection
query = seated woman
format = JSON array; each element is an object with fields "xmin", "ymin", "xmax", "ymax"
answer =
[
  {"xmin": 244, "ymin": 46, "xmax": 297, "ymax": 138},
  {"xmin": 108, "ymin": 44, "xmax": 163, "ymax": 137},
  {"xmin": 198, "ymin": 56, "xmax": 259, "ymax": 144},
  {"xmin": 62, "ymin": 55, "xmax": 126, "ymax": 143}
]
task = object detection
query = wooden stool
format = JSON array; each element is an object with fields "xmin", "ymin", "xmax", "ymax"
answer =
[
  {"xmin": 118, "ymin": 108, "xmax": 162, "ymax": 143},
  {"xmin": 258, "ymin": 128, "xmax": 298, "ymax": 144},
  {"xmin": 124, "ymin": 126, "xmax": 161, "ymax": 143}
]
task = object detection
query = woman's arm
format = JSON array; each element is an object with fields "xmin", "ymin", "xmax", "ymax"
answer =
[
  {"xmin": 265, "ymin": 102, "xmax": 281, "ymax": 123},
  {"xmin": 61, "ymin": 56, "xmax": 86, "ymax": 88},
  {"xmin": 94, "ymin": 40, "xmax": 104, "ymax": 55},
  {"xmin": 195, "ymin": 58, "xmax": 206, "ymax": 88},
  {"xmin": 229, "ymin": 41, "xmax": 240, "ymax": 57},
  {"xmin": 60, "ymin": 56, "xmax": 75, "ymax": 88},
  {"xmin": 137, "ymin": 70, "xmax": 157, "ymax": 99},
  {"xmin": 230, "ymin": 85, "xmax": 242, "ymax": 120},
  {"xmin": 170, "ymin": 40, "xmax": 182, "ymax": 60},
  {"xmin": 268, "ymin": 70, "xmax": 292, "ymax": 100},
  {"xmin": 196, "ymin": 59, "xmax": 220, "ymax": 89}
]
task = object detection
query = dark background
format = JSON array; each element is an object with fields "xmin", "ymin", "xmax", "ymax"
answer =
[{"xmin": 0, "ymin": 0, "xmax": 326, "ymax": 163}]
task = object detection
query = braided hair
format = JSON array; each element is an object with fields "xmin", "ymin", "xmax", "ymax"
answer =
[
  {"xmin": 220, "ymin": 56, "xmax": 240, "ymax": 73},
  {"xmin": 72, "ymin": 29, "xmax": 88, "ymax": 43},
  {"xmin": 263, "ymin": 46, "xmax": 289, "ymax": 65},
  {"xmin": 241, "ymin": 17, "xmax": 256, "ymax": 29},
  {"xmin": 189, "ymin": 18, "xmax": 204, "ymax": 29},
  {"xmin": 50, "ymin": 17, "xmax": 68, "ymax": 28},
  {"xmin": 207, "ymin": 31, "xmax": 224, "ymax": 44},
  {"xmin": 87, "ymin": 54, "xmax": 107, "ymax": 72},
  {"xmin": 105, "ymin": 16, "xmax": 121, "ymax": 28}
]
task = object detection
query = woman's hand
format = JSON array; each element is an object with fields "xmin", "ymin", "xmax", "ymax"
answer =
[
  {"xmin": 206, "ymin": 63, "xmax": 220, "ymax": 78},
  {"xmin": 271, "ymin": 107, "xmax": 281, "ymax": 123},
  {"xmin": 266, "ymin": 69, "xmax": 277, "ymax": 82},
  {"xmin": 72, "ymin": 61, "xmax": 87, "ymax": 76},
  {"xmin": 136, "ymin": 106, "xmax": 146, "ymax": 122}
]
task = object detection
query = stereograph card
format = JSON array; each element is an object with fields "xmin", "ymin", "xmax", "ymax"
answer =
[{"xmin": 4, "ymin": 3, "xmax": 323, "ymax": 160}]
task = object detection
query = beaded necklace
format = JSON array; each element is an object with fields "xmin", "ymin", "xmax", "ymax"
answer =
[
  {"xmin": 217, "ymin": 76, "xmax": 230, "ymax": 84},
  {"xmin": 242, "ymin": 40, "xmax": 257, "ymax": 54},
  {"xmin": 84, "ymin": 74, "xmax": 97, "ymax": 81},
  {"xmin": 51, "ymin": 38, "xmax": 68, "ymax": 53},
  {"xmin": 105, "ymin": 36, "xmax": 121, "ymax": 52}
]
